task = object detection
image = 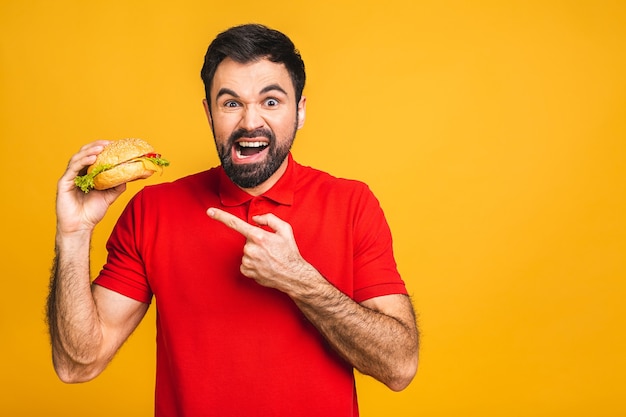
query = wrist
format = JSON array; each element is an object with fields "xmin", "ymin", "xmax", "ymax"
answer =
[
  {"xmin": 288, "ymin": 262, "xmax": 330, "ymax": 302},
  {"xmin": 55, "ymin": 228, "xmax": 92, "ymax": 252}
]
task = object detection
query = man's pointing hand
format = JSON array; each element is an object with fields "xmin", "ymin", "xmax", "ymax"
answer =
[{"xmin": 207, "ymin": 208, "xmax": 317, "ymax": 294}]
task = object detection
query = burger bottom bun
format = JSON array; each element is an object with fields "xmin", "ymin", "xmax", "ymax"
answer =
[{"xmin": 93, "ymin": 161, "xmax": 155, "ymax": 190}]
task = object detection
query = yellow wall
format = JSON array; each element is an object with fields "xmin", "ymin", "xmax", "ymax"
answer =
[{"xmin": 1, "ymin": 1, "xmax": 625, "ymax": 416}]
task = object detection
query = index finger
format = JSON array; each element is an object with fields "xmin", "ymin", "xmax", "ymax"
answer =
[
  {"xmin": 207, "ymin": 207, "xmax": 256, "ymax": 237},
  {"xmin": 65, "ymin": 140, "xmax": 112, "ymax": 175}
]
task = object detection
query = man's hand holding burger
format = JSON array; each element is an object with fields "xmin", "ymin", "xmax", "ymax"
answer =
[{"xmin": 57, "ymin": 138, "xmax": 169, "ymax": 236}]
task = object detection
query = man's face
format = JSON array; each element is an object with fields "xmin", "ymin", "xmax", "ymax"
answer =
[{"xmin": 204, "ymin": 57, "xmax": 306, "ymax": 191}]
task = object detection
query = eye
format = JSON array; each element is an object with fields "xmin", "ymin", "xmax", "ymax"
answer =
[
  {"xmin": 224, "ymin": 100, "xmax": 240, "ymax": 108},
  {"xmin": 265, "ymin": 98, "xmax": 279, "ymax": 107}
]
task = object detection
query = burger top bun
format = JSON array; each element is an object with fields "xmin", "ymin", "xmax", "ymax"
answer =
[
  {"xmin": 91, "ymin": 138, "xmax": 159, "ymax": 190},
  {"xmin": 88, "ymin": 138, "xmax": 155, "ymax": 173}
]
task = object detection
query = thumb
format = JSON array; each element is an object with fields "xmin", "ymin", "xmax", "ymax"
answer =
[{"xmin": 251, "ymin": 213, "xmax": 291, "ymax": 235}]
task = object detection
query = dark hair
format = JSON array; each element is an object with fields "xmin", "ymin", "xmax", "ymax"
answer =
[{"xmin": 200, "ymin": 24, "xmax": 306, "ymax": 110}]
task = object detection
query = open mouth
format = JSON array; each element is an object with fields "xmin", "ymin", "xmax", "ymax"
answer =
[{"xmin": 235, "ymin": 141, "xmax": 269, "ymax": 159}]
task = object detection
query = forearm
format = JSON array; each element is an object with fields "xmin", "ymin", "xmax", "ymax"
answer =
[
  {"xmin": 291, "ymin": 268, "xmax": 419, "ymax": 391},
  {"xmin": 47, "ymin": 231, "xmax": 105, "ymax": 382}
]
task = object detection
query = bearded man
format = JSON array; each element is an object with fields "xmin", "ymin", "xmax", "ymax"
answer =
[{"xmin": 47, "ymin": 23, "xmax": 419, "ymax": 417}]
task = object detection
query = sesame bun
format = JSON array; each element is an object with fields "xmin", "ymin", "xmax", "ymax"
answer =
[{"xmin": 90, "ymin": 138, "xmax": 158, "ymax": 190}]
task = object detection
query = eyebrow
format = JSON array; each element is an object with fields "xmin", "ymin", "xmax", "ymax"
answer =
[
  {"xmin": 215, "ymin": 84, "xmax": 289, "ymax": 101},
  {"xmin": 215, "ymin": 87, "xmax": 239, "ymax": 100},
  {"xmin": 260, "ymin": 84, "xmax": 289, "ymax": 96}
]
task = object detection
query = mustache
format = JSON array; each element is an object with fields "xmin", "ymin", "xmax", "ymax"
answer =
[{"xmin": 229, "ymin": 127, "xmax": 274, "ymax": 143}]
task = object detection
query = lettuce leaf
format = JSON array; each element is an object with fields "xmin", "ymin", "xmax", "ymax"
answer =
[{"xmin": 74, "ymin": 164, "xmax": 113, "ymax": 193}]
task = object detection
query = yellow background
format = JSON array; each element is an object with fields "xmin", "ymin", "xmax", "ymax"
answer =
[{"xmin": 1, "ymin": 1, "xmax": 625, "ymax": 416}]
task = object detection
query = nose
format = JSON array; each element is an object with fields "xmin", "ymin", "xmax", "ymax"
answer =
[{"xmin": 240, "ymin": 105, "xmax": 264, "ymax": 131}]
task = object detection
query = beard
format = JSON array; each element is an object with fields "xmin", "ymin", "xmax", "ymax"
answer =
[{"xmin": 214, "ymin": 120, "xmax": 298, "ymax": 189}]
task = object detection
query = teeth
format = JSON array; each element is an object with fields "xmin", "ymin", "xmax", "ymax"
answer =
[
  {"xmin": 236, "ymin": 141, "xmax": 268, "ymax": 159},
  {"xmin": 238, "ymin": 141, "xmax": 267, "ymax": 148}
]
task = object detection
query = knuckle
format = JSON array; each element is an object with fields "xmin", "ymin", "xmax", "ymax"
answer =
[
  {"xmin": 254, "ymin": 232, "xmax": 266, "ymax": 243},
  {"xmin": 248, "ymin": 228, "xmax": 265, "ymax": 242}
]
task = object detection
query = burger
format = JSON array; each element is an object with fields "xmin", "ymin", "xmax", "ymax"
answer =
[{"xmin": 75, "ymin": 138, "xmax": 170, "ymax": 193}]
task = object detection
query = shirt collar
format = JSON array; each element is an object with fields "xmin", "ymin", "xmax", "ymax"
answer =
[{"xmin": 218, "ymin": 153, "xmax": 295, "ymax": 207}]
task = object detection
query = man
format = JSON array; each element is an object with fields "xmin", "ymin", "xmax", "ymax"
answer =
[{"xmin": 47, "ymin": 23, "xmax": 418, "ymax": 416}]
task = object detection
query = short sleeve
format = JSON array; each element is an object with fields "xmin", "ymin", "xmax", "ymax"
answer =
[
  {"xmin": 351, "ymin": 185, "xmax": 407, "ymax": 303},
  {"xmin": 93, "ymin": 191, "xmax": 153, "ymax": 304}
]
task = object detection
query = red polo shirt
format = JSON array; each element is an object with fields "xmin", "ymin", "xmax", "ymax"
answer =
[{"xmin": 95, "ymin": 154, "xmax": 407, "ymax": 417}]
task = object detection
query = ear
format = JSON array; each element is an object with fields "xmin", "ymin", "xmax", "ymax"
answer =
[
  {"xmin": 296, "ymin": 96, "xmax": 306, "ymax": 130},
  {"xmin": 202, "ymin": 99, "xmax": 213, "ymax": 130}
]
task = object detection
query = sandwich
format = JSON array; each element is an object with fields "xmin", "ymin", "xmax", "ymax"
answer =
[{"xmin": 75, "ymin": 138, "xmax": 170, "ymax": 193}]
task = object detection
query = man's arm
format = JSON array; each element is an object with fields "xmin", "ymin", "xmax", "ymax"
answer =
[
  {"xmin": 47, "ymin": 141, "xmax": 148, "ymax": 383},
  {"xmin": 207, "ymin": 208, "xmax": 419, "ymax": 391},
  {"xmin": 293, "ymin": 283, "xmax": 418, "ymax": 391}
]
